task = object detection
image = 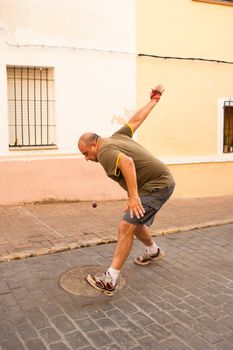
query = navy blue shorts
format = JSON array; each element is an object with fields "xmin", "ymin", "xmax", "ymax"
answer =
[{"xmin": 123, "ymin": 186, "xmax": 175, "ymax": 226}]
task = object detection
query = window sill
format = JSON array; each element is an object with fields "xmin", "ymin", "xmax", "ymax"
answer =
[
  {"xmin": 193, "ymin": 0, "xmax": 233, "ymax": 6},
  {"xmin": 9, "ymin": 145, "xmax": 58, "ymax": 151}
]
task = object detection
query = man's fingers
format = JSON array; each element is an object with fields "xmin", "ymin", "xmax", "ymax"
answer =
[
  {"xmin": 130, "ymin": 208, "xmax": 134, "ymax": 219},
  {"xmin": 133, "ymin": 204, "xmax": 145, "ymax": 219}
]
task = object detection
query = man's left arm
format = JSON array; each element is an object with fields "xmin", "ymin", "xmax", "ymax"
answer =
[{"xmin": 128, "ymin": 85, "xmax": 164, "ymax": 134}]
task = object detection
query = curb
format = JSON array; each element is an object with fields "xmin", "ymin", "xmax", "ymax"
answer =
[{"xmin": 1, "ymin": 218, "xmax": 233, "ymax": 263}]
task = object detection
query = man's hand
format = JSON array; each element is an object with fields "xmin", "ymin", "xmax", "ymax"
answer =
[
  {"xmin": 123, "ymin": 196, "xmax": 145, "ymax": 219},
  {"xmin": 150, "ymin": 84, "xmax": 164, "ymax": 101}
]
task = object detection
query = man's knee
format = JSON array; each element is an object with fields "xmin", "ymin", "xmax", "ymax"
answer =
[{"xmin": 118, "ymin": 220, "xmax": 137, "ymax": 236}]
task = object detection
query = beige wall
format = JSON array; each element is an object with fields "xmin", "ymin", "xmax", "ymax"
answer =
[
  {"xmin": 171, "ymin": 162, "xmax": 233, "ymax": 197},
  {"xmin": 0, "ymin": 157, "xmax": 126, "ymax": 205},
  {"xmin": 1, "ymin": 158, "xmax": 232, "ymax": 205},
  {"xmin": 137, "ymin": 0, "xmax": 233, "ymax": 60},
  {"xmin": 137, "ymin": 57, "xmax": 233, "ymax": 157},
  {"xmin": 136, "ymin": 0, "xmax": 233, "ymax": 197}
]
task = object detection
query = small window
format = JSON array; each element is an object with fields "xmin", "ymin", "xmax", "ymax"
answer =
[
  {"xmin": 7, "ymin": 66, "xmax": 56, "ymax": 149},
  {"xmin": 223, "ymin": 100, "xmax": 233, "ymax": 153}
]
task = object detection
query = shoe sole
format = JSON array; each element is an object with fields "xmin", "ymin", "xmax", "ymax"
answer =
[
  {"xmin": 86, "ymin": 274, "xmax": 115, "ymax": 296},
  {"xmin": 134, "ymin": 250, "xmax": 165, "ymax": 266}
]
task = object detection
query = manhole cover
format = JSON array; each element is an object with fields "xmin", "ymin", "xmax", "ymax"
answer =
[{"xmin": 59, "ymin": 265, "xmax": 126, "ymax": 297}]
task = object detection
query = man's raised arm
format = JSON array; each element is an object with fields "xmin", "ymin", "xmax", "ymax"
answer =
[{"xmin": 127, "ymin": 85, "xmax": 164, "ymax": 134}]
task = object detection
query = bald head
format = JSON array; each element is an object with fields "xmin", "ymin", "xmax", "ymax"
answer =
[
  {"xmin": 78, "ymin": 132, "xmax": 101, "ymax": 162},
  {"xmin": 78, "ymin": 132, "xmax": 99, "ymax": 148}
]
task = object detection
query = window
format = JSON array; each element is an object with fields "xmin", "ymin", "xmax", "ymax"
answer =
[
  {"xmin": 193, "ymin": 0, "xmax": 233, "ymax": 5},
  {"xmin": 7, "ymin": 66, "xmax": 56, "ymax": 149},
  {"xmin": 223, "ymin": 100, "xmax": 233, "ymax": 153}
]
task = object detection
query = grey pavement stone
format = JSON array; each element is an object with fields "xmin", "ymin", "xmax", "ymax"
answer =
[
  {"xmin": 0, "ymin": 321, "xmax": 15, "ymax": 342},
  {"xmin": 76, "ymin": 317, "xmax": 99, "ymax": 332},
  {"xmin": 136, "ymin": 300, "xmax": 160, "ymax": 314},
  {"xmin": 176, "ymin": 302, "xmax": 202, "ymax": 318},
  {"xmin": 0, "ymin": 294, "xmax": 17, "ymax": 309},
  {"xmin": 40, "ymin": 303, "xmax": 64, "ymax": 318},
  {"xmin": 184, "ymin": 295, "xmax": 208, "ymax": 309},
  {"xmin": 49, "ymin": 342, "xmax": 70, "ymax": 350},
  {"xmin": 0, "ymin": 336, "xmax": 25, "ymax": 350},
  {"xmin": 224, "ymin": 331, "xmax": 233, "ymax": 343},
  {"xmin": 25, "ymin": 338, "xmax": 47, "ymax": 350},
  {"xmin": 81, "ymin": 330, "xmax": 112, "ymax": 348},
  {"xmin": 197, "ymin": 315, "xmax": 231, "ymax": 334},
  {"xmin": 27, "ymin": 310, "xmax": 50, "ymax": 330},
  {"xmin": 188, "ymin": 333, "xmax": 215, "ymax": 350},
  {"xmin": 169, "ymin": 309, "xmax": 195, "ymax": 327},
  {"xmin": 87, "ymin": 309, "xmax": 106, "ymax": 320},
  {"xmin": 16, "ymin": 322, "xmax": 37, "ymax": 341},
  {"xmin": 0, "ymin": 281, "xmax": 10, "ymax": 295},
  {"xmin": 96, "ymin": 317, "xmax": 117, "ymax": 331},
  {"xmin": 108, "ymin": 329, "xmax": 136, "ymax": 348},
  {"xmin": 120, "ymin": 320, "xmax": 147, "ymax": 339},
  {"xmin": 145, "ymin": 323, "xmax": 171, "ymax": 342},
  {"xmin": 161, "ymin": 337, "xmax": 192, "ymax": 350},
  {"xmin": 39, "ymin": 327, "xmax": 61, "ymax": 344},
  {"xmin": 65, "ymin": 330, "xmax": 91, "ymax": 348},
  {"xmin": 220, "ymin": 316, "xmax": 233, "ymax": 331},
  {"xmin": 130, "ymin": 312, "xmax": 154, "ymax": 327},
  {"xmin": 215, "ymin": 340, "xmax": 233, "ymax": 350},
  {"xmin": 51, "ymin": 315, "xmax": 76, "ymax": 333},
  {"xmin": 5, "ymin": 305, "xmax": 27, "ymax": 325},
  {"xmin": 192, "ymin": 321, "xmax": 223, "ymax": 344},
  {"xmin": 138, "ymin": 335, "xmax": 167, "ymax": 350},
  {"xmin": 150, "ymin": 310, "xmax": 174, "ymax": 325},
  {"xmin": 112, "ymin": 299, "xmax": 138, "ymax": 314},
  {"xmin": 105, "ymin": 309, "xmax": 128, "ymax": 323}
]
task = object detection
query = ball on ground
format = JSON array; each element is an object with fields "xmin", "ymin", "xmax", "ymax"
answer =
[{"xmin": 92, "ymin": 202, "xmax": 97, "ymax": 208}]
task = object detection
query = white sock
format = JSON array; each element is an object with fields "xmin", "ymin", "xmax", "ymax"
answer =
[
  {"xmin": 107, "ymin": 267, "xmax": 120, "ymax": 286},
  {"xmin": 146, "ymin": 241, "xmax": 159, "ymax": 255}
]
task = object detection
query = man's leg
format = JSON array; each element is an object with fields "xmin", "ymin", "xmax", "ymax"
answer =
[
  {"xmin": 86, "ymin": 219, "xmax": 137, "ymax": 294},
  {"xmin": 134, "ymin": 224, "xmax": 154, "ymax": 246},
  {"xmin": 111, "ymin": 219, "xmax": 137, "ymax": 270},
  {"xmin": 134, "ymin": 223, "xmax": 164, "ymax": 265}
]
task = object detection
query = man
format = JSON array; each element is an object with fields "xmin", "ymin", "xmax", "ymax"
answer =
[{"xmin": 78, "ymin": 85, "xmax": 175, "ymax": 296}]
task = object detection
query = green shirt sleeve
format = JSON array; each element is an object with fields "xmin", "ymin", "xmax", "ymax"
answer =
[
  {"xmin": 98, "ymin": 147, "xmax": 122, "ymax": 177},
  {"xmin": 111, "ymin": 123, "xmax": 133, "ymax": 138}
]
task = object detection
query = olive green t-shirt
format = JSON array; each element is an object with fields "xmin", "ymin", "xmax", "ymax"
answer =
[{"xmin": 97, "ymin": 123, "xmax": 175, "ymax": 196}]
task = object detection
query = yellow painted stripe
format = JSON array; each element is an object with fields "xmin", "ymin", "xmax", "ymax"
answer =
[
  {"xmin": 114, "ymin": 153, "xmax": 122, "ymax": 177},
  {"xmin": 126, "ymin": 122, "xmax": 133, "ymax": 137}
]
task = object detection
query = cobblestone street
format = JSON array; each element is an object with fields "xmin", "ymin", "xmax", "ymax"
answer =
[{"xmin": 1, "ymin": 223, "xmax": 233, "ymax": 349}]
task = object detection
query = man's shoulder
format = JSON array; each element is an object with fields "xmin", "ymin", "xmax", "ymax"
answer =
[{"xmin": 111, "ymin": 123, "xmax": 133, "ymax": 139}]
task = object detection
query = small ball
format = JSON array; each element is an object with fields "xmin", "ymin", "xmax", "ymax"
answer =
[{"xmin": 92, "ymin": 202, "xmax": 97, "ymax": 208}]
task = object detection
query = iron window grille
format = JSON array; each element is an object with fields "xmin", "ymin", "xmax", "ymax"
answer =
[
  {"xmin": 7, "ymin": 66, "xmax": 56, "ymax": 148},
  {"xmin": 223, "ymin": 100, "xmax": 233, "ymax": 153}
]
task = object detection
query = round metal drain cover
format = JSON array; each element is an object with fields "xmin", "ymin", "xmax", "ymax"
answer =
[{"xmin": 59, "ymin": 265, "xmax": 126, "ymax": 297}]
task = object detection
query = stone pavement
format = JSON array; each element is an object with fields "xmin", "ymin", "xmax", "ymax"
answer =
[
  {"xmin": 1, "ymin": 223, "xmax": 233, "ymax": 349},
  {"xmin": 0, "ymin": 195, "xmax": 233, "ymax": 262}
]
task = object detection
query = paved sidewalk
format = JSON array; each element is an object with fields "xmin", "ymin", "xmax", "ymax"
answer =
[
  {"xmin": 1, "ymin": 223, "xmax": 233, "ymax": 349},
  {"xmin": 0, "ymin": 195, "xmax": 233, "ymax": 262}
]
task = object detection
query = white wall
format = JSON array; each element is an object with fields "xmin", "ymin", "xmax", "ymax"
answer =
[{"xmin": 0, "ymin": 0, "xmax": 136, "ymax": 157}]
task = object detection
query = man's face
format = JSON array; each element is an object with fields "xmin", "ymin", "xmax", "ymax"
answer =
[{"xmin": 78, "ymin": 140, "xmax": 98, "ymax": 162}]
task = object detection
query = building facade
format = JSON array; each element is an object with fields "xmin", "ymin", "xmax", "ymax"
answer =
[
  {"xmin": 137, "ymin": 0, "xmax": 233, "ymax": 197},
  {"xmin": 0, "ymin": 0, "xmax": 232, "ymax": 204}
]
